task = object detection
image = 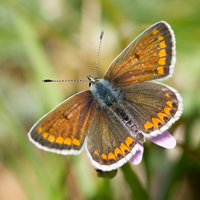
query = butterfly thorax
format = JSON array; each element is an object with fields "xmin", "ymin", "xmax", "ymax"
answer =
[{"xmin": 89, "ymin": 76, "xmax": 121, "ymax": 107}]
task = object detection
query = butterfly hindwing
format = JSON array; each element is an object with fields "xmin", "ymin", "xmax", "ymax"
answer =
[
  {"xmin": 86, "ymin": 103, "xmax": 143, "ymax": 171},
  {"xmin": 119, "ymin": 81, "xmax": 182, "ymax": 138},
  {"xmin": 28, "ymin": 91, "xmax": 95, "ymax": 155},
  {"xmin": 104, "ymin": 21, "xmax": 175, "ymax": 86}
]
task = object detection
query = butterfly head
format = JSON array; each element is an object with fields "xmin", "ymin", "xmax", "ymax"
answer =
[{"xmin": 87, "ymin": 75, "xmax": 99, "ymax": 87}]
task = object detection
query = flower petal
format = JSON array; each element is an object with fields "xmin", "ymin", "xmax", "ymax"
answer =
[
  {"xmin": 130, "ymin": 142, "xmax": 144, "ymax": 165},
  {"xmin": 149, "ymin": 131, "xmax": 176, "ymax": 149}
]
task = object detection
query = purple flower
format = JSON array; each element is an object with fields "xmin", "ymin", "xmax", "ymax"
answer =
[
  {"xmin": 148, "ymin": 131, "xmax": 176, "ymax": 149},
  {"xmin": 130, "ymin": 131, "xmax": 176, "ymax": 165}
]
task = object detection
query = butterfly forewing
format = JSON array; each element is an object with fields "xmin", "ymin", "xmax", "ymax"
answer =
[
  {"xmin": 120, "ymin": 81, "xmax": 182, "ymax": 137},
  {"xmin": 104, "ymin": 21, "xmax": 175, "ymax": 86},
  {"xmin": 28, "ymin": 91, "xmax": 95, "ymax": 155},
  {"xmin": 86, "ymin": 104, "xmax": 142, "ymax": 171}
]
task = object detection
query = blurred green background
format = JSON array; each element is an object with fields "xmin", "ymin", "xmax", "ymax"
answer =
[{"xmin": 0, "ymin": 0, "xmax": 200, "ymax": 199}]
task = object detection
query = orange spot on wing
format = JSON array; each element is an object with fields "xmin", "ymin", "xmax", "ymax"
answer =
[
  {"xmin": 64, "ymin": 138, "xmax": 71, "ymax": 145},
  {"xmin": 158, "ymin": 58, "xmax": 166, "ymax": 65},
  {"xmin": 166, "ymin": 101, "xmax": 173, "ymax": 107},
  {"xmin": 114, "ymin": 148, "xmax": 123, "ymax": 157},
  {"xmin": 101, "ymin": 153, "xmax": 107, "ymax": 160},
  {"xmin": 48, "ymin": 135, "xmax": 55, "ymax": 143},
  {"xmin": 152, "ymin": 29, "xmax": 159, "ymax": 35},
  {"xmin": 73, "ymin": 138, "xmax": 80, "ymax": 146},
  {"xmin": 42, "ymin": 132, "xmax": 48, "ymax": 139},
  {"xmin": 159, "ymin": 41, "xmax": 166, "ymax": 48},
  {"xmin": 144, "ymin": 121, "xmax": 154, "ymax": 131},
  {"xmin": 56, "ymin": 136, "xmax": 64, "ymax": 144},
  {"xmin": 157, "ymin": 112, "xmax": 167, "ymax": 121},
  {"xmin": 120, "ymin": 143, "xmax": 129, "ymax": 154},
  {"xmin": 158, "ymin": 35, "xmax": 164, "ymax": 40},
  {"xmin": 164, "ymin": 107, "xmax": 172, "ymax": 115},
  {"xmin": 94, "ymin": 150, "xmax": 99, "ymax": 157},
  {"xmin": 157, "ymin": 66, "xmax": 164, "ymax": 74},
  {"xmin": 165, "ymin": 93, "xmax": 170, "ymax": 98},
  {"xmin": 125, "ymin": 137, "xmax": 134, "ymax": 147},
  {"xmin": 37, "ymin": 126, "xmax": 43, "ymax": 133},
  {"xmin": 152, "ymin": 118, "xmax": 162, "ymax": 127},
  {"xmin": 108, "ymin": 152, "xmax": 115, "ymax": 160},
  {"xmin": 159, "ymin": 49, "xmax": 166, "ymax": 57}
]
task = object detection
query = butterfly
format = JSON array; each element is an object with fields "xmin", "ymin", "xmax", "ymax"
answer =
[{"xmin": 28, "ymin": 21, "xmax": 183, "ymax": 171}]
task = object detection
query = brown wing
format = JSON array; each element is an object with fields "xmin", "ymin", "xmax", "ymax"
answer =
[
  {"xmin": 86, "ymin": 105, "xmax": 143, "ymax": 171},
  {"xmin": 120, "ymin": 81, "xmax": 183, "ymax": 137},
  {"xmin": 104, "ymin": 21, "xmax": 176, "ymax": 87},
  {"xmin": 28, "ymin": 90, "xmax": 96, "ymax": 155}
]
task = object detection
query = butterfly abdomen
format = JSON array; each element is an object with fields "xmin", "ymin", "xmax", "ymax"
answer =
[{"xmin": 112, "ymin": 106, "xmax": 145, "ymax": 142}]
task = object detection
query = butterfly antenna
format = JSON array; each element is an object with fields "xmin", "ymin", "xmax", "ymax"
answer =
[
  {"xmin": 95, "ymin": 30, "xmax": 104, "ymax": 78},
  {"xmin": 43, "ymin": 79, "xmax": 89, "ymax": 83}
]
